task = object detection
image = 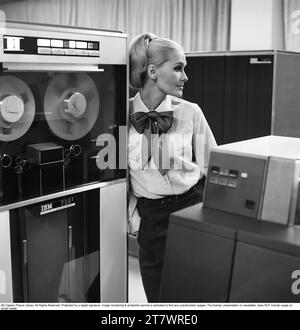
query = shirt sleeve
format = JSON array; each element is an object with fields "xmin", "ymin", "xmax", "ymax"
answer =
[
  {"xmin": 192, "ymin": 104, "xmax": 217, "ymax": 176},
  {"xmin": 128, "ymin": 191, "xmax": 140, "ymax": 236}
]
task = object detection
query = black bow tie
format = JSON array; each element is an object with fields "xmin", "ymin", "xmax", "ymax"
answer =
[
  {"xmin": 130, "ymin": 111, "xmax": 173, "ymax": 175},
  {"xmin": 130, "ymin": 111, "xmax": 173, "ymax": 135}
]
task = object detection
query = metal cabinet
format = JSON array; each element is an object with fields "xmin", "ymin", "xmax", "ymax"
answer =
[
  {"xmin": 184, "ymin": 51, "xmax": 300, "ymax": 144},
  {"xmin": 160, "ymin": 204, "xmax": 300, "ymax": 303},
  {"xmin": 159, "ymin": 219, "xmax": 235, "ymax": 302},
  {"xmin": 229, "ymin": 231, "xmax": 300, "ymax": 302},
  {"xmin": 0, "ymin": 22, "xmax": 128, "ymax": 304},
  {"xmin": 184, "ymin": 56, "xmax": 225, "ymax": 144},
  {"xmin": 0, "ymin": 180, "xmax": 127, "ymax": 303},
  {"xmin": 10, "ymin": 190, "xmax": 100, "ymax": 303}
]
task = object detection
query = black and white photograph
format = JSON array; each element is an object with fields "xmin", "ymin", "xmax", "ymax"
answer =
[{"xmin": 0, "ymin": 0, "xmax": 300, "ymax": 318}]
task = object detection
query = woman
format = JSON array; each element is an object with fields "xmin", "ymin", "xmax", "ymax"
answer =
[{"xmin": 128, "ymin": 33, "xmax": 217, "ymax": 302}]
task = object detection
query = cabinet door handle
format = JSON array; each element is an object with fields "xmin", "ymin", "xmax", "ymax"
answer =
[
  {"xmin": 23, "ymin": 239, "xmax": 28, "ymax": 266},
  {"xmin": 68, "ymin": 226, "xmax": 72, "ymax": 250}
]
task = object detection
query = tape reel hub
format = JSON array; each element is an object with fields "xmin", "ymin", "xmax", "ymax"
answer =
[
  {"xmin": 0, "ymin": 95, "xmax": 24, "ymax": 123},
  {"xmin": 63, "ymin": 92, "xmax": 87, "ymax": 120}
]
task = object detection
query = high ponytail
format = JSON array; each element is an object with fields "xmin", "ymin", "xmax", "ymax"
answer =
[
  {"xmin": 129, "ymin": 32, "xmax": 183, "ymax": 89},
  {"xmin": 129, "ymin": 32, "xmax": 156, "ymax": 89}
]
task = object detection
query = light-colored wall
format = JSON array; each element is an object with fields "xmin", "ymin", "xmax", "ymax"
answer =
[
  {"xmin": 230, "ymin": 0, "xmax": 284, "ymax": 50},
  {"xmin": 0, "ymin": 0, "xmax": 231, "ymax": 52},
  {"xmin": 0, "ymin": 0, "xmax": 288, "ymax": 53}
]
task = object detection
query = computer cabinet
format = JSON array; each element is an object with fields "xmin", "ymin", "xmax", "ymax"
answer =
[
  {"xmin": 183, "ymin": 51, "xmax": 300, "ymax": 145},
  {"xmin": 229, "ymin": 232, "xmax": 300, "ymax": 303},
  {"xmin": 9, "ymin": 190, "xmax": 100, "ymax": 303},
  {"xmin": 159, "ymin": 204, "xmax": 300, "ymax": 303},
  {"xmin": 10, "ymin": 189, "xmax": 100, "ymax": 303},
  {"xmin": 11, "ymin": 193, "xmax": 86, "ymax": 302},
  {"xmin": 0, "ymin": 180, "xmax": 127, "ymax": 303},
  {"xmin": 159, "ymin": 218, "xmax": 236, "ymax": 302}
]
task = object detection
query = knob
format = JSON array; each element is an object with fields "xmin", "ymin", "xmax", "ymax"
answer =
[
  {"xmin": 0, "ymin": 95, "xmax": 24, "ymax": 123},
  {"xmin": 63, "ymin": 92, "xmax": 86, "ymax": 118},
  {"xmin": 22, "ymin": 160, "xmax": 31, "ymax": 172},
  {"xmin": 64, "ymin": 148, "xmax": 71, "ymax": 158},
  {"xmin": 14, "ymin": 164, "xmax": 23, "ymax": 175},
  {"xmin": 70, "ymin": 144, "xmax": 82, "ymax": 157},
  {"xmin": 15, "ymin": 155, "xmax": 23, "ymax": 165},
  {"xmin": 64, "ymin": 156, "xmax": 71, "ymax": 168},
  {"xmin": 0, "ymin": 154, "xmax": 12, "ymax": 168}
]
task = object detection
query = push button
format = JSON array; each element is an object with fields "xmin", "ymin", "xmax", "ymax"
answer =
[
  {"xmin": 52, "ymin": 48, "xmax": 65, "ymax": 55},
  {"xmin": 38, "ymin": 47, "xmax": 51, "ymax": 54},
  {"xmin": 88, "ymin": 50, "xmax": 100, "ymax": 57},
  {"xmin": 228, "ymin": 180, "xmax": 237, "ymax": 188},
  {"xmin": 219, "ymin": 168, "xmax": 229, "ymax": 176},
  {"xmin": 209, "ymin": 176, "xmax": 218, "ymax": 184},
  {"xmin": 229, "ymin": 169, "xmax": 239, "ymax": 178},
  {"xmin": 65, "ymin": 49, "xmax": 77, "ymax": 56},
  {"xmin": 218, "ymin": 178, "xmax": 227, "ymax": 186},
  {"xmin": 245, "ymin": 200, "xmax": 256, "ymax": 209},
  {"xmin": 211, "ymin": 166, "xmax": 220, "ymax": 174},
  {"xmin": 77, "ymin": 50, "xmax": 89, "ymax": 56}
]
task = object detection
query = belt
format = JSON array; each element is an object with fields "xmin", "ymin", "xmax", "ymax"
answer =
[{"xmin": 139, "ymin": 176, "xmax": 205, "ymax": 206}]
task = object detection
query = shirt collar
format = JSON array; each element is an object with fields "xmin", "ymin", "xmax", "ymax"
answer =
[{"xmin": 133, "ymin": 91, "xmax": 172, "ymax": 113}]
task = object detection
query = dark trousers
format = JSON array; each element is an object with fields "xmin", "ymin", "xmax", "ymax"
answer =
[{"xmin": 136, "ymin": 177, "xmax": 205, "ymax": 303}]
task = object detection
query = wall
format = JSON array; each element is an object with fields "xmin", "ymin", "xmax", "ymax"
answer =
[
  {"xmin": 0, "ymin": 0, "xmax": 231, "ymax": 52},
  {"xmin": 230, "ymin": 0, "xmax": 284, "ymax": 50}
]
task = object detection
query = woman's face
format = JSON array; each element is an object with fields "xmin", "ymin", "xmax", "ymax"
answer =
[{"xmin": 155, "ymin": 48, "xmax": 188, "ymax": 98}]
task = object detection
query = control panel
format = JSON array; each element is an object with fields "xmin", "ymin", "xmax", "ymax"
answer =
[
  {"xmin": 4, "ymin": 35, "xmax": 100, "ymax": 57},
  {"xmin": 204, "ymin": 151, "xmax": 267, "ymax": 219},
  {"xmin": 203, "ymin": 136, "xmax": 300, "ymax": 226}
]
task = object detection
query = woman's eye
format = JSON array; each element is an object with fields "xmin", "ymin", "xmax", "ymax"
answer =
[{"xmin": 175, "ymin": 66, "xmax": 182, "ymax": 71}]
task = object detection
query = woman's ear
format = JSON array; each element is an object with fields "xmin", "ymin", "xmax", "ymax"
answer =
[{"xmin": 147, "ymin": 64, "xmax": 157, "ymax": 80}]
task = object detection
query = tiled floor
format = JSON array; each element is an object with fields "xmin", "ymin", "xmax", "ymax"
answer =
[{"xmin": 128, "ymin": 256, "xmax": 147, "ymax": 303}]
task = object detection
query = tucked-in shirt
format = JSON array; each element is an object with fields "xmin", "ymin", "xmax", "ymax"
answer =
[{"xmin": 128, "ymin": 92, "xmax": 217, "ymax": 199}]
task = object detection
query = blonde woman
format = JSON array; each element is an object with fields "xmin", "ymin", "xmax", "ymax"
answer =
[{"xmin": 128, "ymin": 33, "xmax": 217, "ymax": 302}]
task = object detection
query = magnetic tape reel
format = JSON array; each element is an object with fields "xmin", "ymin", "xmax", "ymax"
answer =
[
  {"xmin": 0, "ymin": 76, "xmax": 35, "ymax": 142},
  {"xmin": 44, "ymin": 73, "xmax": 100, "ymax": 141}
]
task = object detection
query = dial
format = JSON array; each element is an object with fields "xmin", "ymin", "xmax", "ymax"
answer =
[{"xmin": 0, "ymin": 154, "xmax": 12, "ymax": 168}]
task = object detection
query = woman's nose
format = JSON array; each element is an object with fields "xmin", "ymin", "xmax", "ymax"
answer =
[{"xmin": 182, "ymin": 70, "xmax": 188, "ymax": 82}]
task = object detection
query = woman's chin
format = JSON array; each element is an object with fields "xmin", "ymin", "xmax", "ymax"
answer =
[{"xmin": 170, "ymin": 90, "xmax": 183, "ymax": 98}]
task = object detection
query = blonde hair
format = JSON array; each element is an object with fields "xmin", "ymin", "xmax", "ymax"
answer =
[{"xmin": 129, "ymin": 32, "xmax": 184, "ymax": 89}]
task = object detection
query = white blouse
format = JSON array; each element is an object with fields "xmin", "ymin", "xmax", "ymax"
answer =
[{"xmin": 128, "ymin": 92, "xmax": 217, "ymax": 233}]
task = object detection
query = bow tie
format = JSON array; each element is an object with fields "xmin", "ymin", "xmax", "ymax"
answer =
[
  {"xmin": 130, "ymin": 111, "xmax": 173, "ymax": 175},
  {"xmin": 130, "ymin": 111, "xmax": 173, "ymax": 135}
]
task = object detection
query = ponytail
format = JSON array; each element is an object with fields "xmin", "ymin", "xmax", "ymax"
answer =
[
  {"xmin": 129, "ymin": 33, "xmax": 183, "ymax": 89},
  {"xmin": 129, "ymin": 33, "xmax": 156, "ymax": 89}
]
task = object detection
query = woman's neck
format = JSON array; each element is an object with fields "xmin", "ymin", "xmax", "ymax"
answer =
[{"xmin": 140, "ymin": 85, "xmax": 166, "ymax": 111}]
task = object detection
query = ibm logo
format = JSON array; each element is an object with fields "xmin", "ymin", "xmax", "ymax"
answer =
[{"xmin": 41, "ymin": 203, "xmax": 53, "ymax": 213}]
